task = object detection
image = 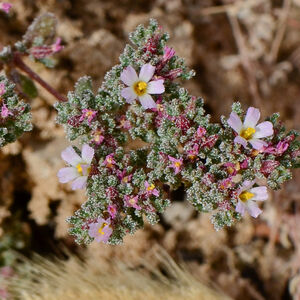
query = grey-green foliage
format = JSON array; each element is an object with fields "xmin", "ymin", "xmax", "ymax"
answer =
[
  {"xmin": 0, "ymin": 76, "xmax": 32, "ymax": 147},
  {"xmin": 55, "ymin": 20, "xmax": 300, "ymax": 244}
]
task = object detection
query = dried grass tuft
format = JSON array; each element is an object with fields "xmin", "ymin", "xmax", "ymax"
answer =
[{"xmin": 7, "ymin": 250, "xmax": 232, "ymax": 300}]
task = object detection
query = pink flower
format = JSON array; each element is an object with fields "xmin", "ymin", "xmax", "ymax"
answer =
[
  {"xmin": 187, "ymin": 144, "xmax": 199, "ymax": 161},
  {"xmin": 263, "ymin": 140, "xmax": 289, "ymax": 156},
  {"xmin": 162, "ymin": 46, "xmax": 175, "ymax": 62},
  {"xmin": 196, "ymin": 126, "xmax": 206, "ymax": 138},
  {"xmin": 117, "ymin": 169, "xmax": 132, "ymax": 184},
  {"xmin": 144, "ymin": 181, "xmax": 159, "ymax": 197},
  {"xmin": 118, "ymin": 115, "xmax": 131, "ymax": 130},
  {"xmin": 168, "ymin": 155, "xmax": 183, "ymax": 175},
  {"xmin": 235, "ymin": 180, "xmax": 268, "ymax": 218},
  {"xmin": 51, "ymin": 38, "xmax": 63, "ymax": 53},
  {"xmin": 88, "ymin": 218, "xmax": 112, "ymax": 243},
  {"xmin": 223, "ymin": 162, "xmax": 240, "ymax": 176},
  {"xmin": 120, "ymin": 64, "xmax": 165, "ymax": 109},
  {"xmin": 30, "ymin": 38, "xmax": 63, "ymax": 59},
  {"xmin": 227, "ymin": 107, "xmax": 273, "ymax": 150},
  {"xmin": 79, "ymin": 109, "xmax": 97, "ymax": 125},
  {"xmin": 124, "ymin": 195, "xmax": 141, "ymax": 210},
  {"xmin": 57, "ymin": 144, "xmax": 94, "ymax": 190},
  {"xmin": 0, "ymin": 2, "xmax": 11, "ymax": 14},
  {"xmin": 103, "ymin": 153, "xmax": 116, "ymax": 168},
  {"xmin": 1, "ymin": 103, "xmax": 12, "ymax": 118},
  {"xmin": 0, "ymin": 82, "xmax": 5, "ymax": 96},
  {"xmin": 218, "ymin": 178, "xmax": 233, "ymax": 190},
  {"xmin": 108, "ymin": 204, "xmax": 117, "ymax": 219},
  {"xmin": 92, "ymin": 129, "xmax": 104, "ymax": 145}
]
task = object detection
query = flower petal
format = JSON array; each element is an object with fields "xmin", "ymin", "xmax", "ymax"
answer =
[
  {"xmin": 249, "ymin": 138, "xmax": 267, "ymax": 150},
  {"xmin": 139, "ymin": 94, "xmax": 157, "ymax": 109},
  {"xmin": 235, "ymin": 201, "xmax": 246, "ymax": 216},
  {"xmin": 121, "ymin": 87, "xmax": 137, "ymax": 103},
  {"xmin": 81, "ymin": 144, "xmax": 94, "ymax": 164},
  {"xmin": 120, "ymin": 66, "xmax": 138, "ymax": 86},
  {"xmin": 244, "ymin": 107, "xmax": 260, "ymax": 128},
  {"xmin": 246, "ymin": 201, "xmax": 262, "ymax": 218},
  {"xmin": 71, "ymin": 176, "xmax": 87, "ymax": 190},
  {"xmin": 57, "ymin": 167, "xmax": 78, "ymax": 183},
  {"xmin": 147, "ymin": 80, "xmax": 165, "ymax": 94},
  {"xmin": 250, "ymin": 186, "xmax": 268, "ymax": 201},
  {"xmin": 253, "ymin": 121, "xmax": 273, "ymax": 139},
  {"xmin": 241, "ymin": 180, "xmax": 255, "ymax": 191},
  {"xmin": 139, "ymin": 64, "xmax": 155, "ymax": 82},
  {"xmin": 61, "ymin": 146, "xmax": 82, "ymax": 166},
  {"xmin": 227, "ymin": 112, "xmax": 242, "ymax": 133},
  {"xmin": 234, "ymin": 135, "xmax": 247, "ymax": 148}
]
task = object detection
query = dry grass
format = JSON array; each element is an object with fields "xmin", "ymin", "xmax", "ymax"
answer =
[{"xmin": 6, "ymin": 250, "xmax": 232, "ymax": 300}]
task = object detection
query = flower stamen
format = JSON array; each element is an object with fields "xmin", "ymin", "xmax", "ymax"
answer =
[{"xmin": 133, "ymin": 81, "xmax": 147, "ymax": 96}]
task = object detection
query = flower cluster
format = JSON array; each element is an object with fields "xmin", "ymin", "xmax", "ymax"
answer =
[
  {"xmin": 0, "ymin": 76, "xmax": 32, "ymax": 147},
  {"xmin": 56, "ymin": 20, "xmax": 300, "ymax": 245}
]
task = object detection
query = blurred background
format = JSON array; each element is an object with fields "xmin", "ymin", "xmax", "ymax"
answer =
[{"xmin": 0, "ymin": 0, "xmax": 300, "ymax": 299}]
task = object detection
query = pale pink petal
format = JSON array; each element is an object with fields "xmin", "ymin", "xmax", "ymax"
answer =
[
  {"xmin": 88, "ymin": 223, "xmax": 100, "ymax": 238},
  {"xmin": 227, "ymin": 112, "xmax": 242, "ymax": 133},
  {"xmin": 244, "ymin": 107, "xmax": 260, "ymax": 128},
  {"xmin": 147, "ymin": 80, "xmax": 165, "ymax": 94},
  {"xmin": 61, "ymin": 146, "xmax": 82, "ymax": 166},
  {"xmin": 249, "ymin": 138, "xmax": 267, "ymax": 150},
  {"xmin": 235, "ymin": 201, "xmax": 246, "ymax": 216},
  {"xmin": 139, "ymin": 64, "xmax": 155, "ymax": 82},
  {"xmin": 120, "ymin": 66, "xmax": 138, "ymax": 86},
  {"xmin": 253, "ymin": 121, "xmax": 273, "ymax": 139},
  {"xmin": 250, "ymin": 186, "xmax": 268, "ymax": 201},
  {"xmin": 246, "ymin": 201, "xmax": 262, "ymax": 218},
  {"xmin": 139, "ymin": 94, "xmax": 157, "ymax": 109},
  {"xmin": 57, "ymin": 167, "xmax": 78, "ymax": 183},
  {"xmin": 121, "ymin": 87, "xmax": 137, "ymax": 103},
  {"xmin": 234, "ymin": 135, "xmax": 247, "ymax": 148},
  {"xmin": 71, "ymin": 176, "xmax": 87, "ymax": 190},
  {"xmin": 81, "ymin": 144, "xmax": 94, "ymax": 164},
  {"xmin": 241, "ymin": 180, "xmax": 255, "ymax": 191}
]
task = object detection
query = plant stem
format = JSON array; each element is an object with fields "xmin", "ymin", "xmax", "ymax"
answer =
[{"xmin": 13, "ymin": 53, "xmax": 67, "ymax": 102}]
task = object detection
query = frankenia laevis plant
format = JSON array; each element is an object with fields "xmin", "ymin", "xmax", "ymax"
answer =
[{"xmin": 55, "ymin": 19, "xmax": 300, "ymax": 245}]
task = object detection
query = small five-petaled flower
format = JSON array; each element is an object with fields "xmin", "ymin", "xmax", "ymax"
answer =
[
  {"xmin": 120, "ymin": 64, "xmax": 165, "ymax": 109},
  {"xmin": 57, "ymin": 144, "xmax": 94, "ymax": 190},
  {"xmin": 235, "ymin": 180, "xmax": 268, "ymax": 218},
  {"xmin": 228, "ymin": 107, "xmax": 273, "ymax": 150},
  {"xmin": 88, "ymin": 217, "xmax": 113, "ymax": 243}
]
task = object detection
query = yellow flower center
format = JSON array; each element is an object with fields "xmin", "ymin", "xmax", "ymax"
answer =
[
  {"xmin": 86, "ymin": 111, "xmax": 93, "ymax": 117},
  {"xmin": 133, "ymin": 81, "xmax": 148, "ymax": 96},
  {"xmin": 98, "ymin": 222, "xmax": 108, "ymax": 235},
  {"xmin": 76, "ymin": 164, "xmax": 91, "ymax": 176},
  {"xmin": 174, "ymin": 162, "xmax": 182, "ymax": 168},
  {"xmin": 76, "ymin": 164, "xmax": 83, "ymax": 175},
  {"xmin": 239, "ymin": 191, "xmax": 255, "ymax": 202},
  {"xmin": 122, "ymin": 176, "xmax": 129, "ymax": 183},
  {"xmin": 129, "ymin": 198, "xmax": 136, "ymax": 205},
  {"xmin": 240, "ymin": 127, "xmax": 256, "ymax": 140},
  {"xmin": 147, "ymin": 184, "xmax": 155, "ymax": 191}
]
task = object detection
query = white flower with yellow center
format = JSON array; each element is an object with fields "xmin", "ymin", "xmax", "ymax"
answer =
[
  {"xmin": 227, "ymin": 107, "xmax": 273, "ymax": 150},
  {"xmin": 120, "ymin": 64, "xmax": 165, "ymax": 109},
  {"xmin": 235, "ymin": 180, "xmax": 268, "ymax": 218},
  {"xmin": 57, "ymin": 144, "xmax": 94, "ymax": 190}
]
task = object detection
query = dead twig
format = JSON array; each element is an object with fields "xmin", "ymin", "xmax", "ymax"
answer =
[
  {"xmin": 267, "ymin": 0, "xmax": 292, "ymax": 64},
  {"xmin": 227, "ymin": 12, "xmax": 261, "ymax": 106}
]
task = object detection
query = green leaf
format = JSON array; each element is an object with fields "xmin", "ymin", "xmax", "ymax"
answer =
[{"xmin": 19, "ymin": 74, "xmax": 38, "ymax": 98}]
